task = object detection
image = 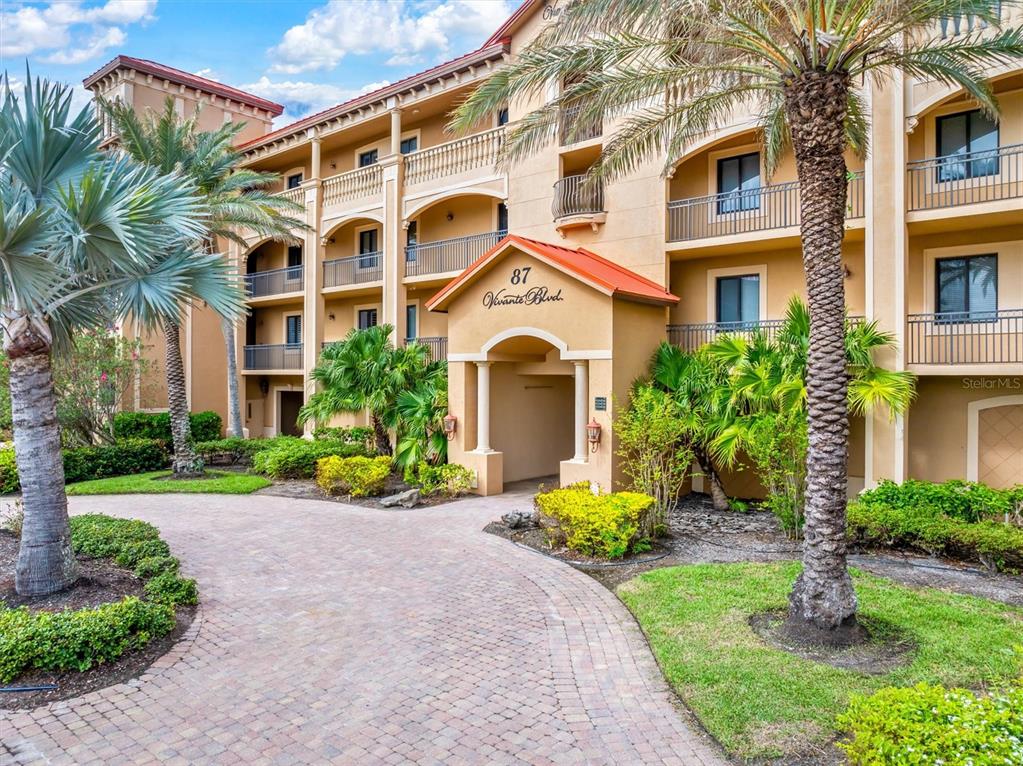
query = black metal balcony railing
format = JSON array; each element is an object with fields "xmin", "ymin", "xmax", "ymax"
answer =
[
  {"xmin": 323, "ymin": 252, "xmax": 383, "ymax": 288},
  {"xmin": 405, "ymin": 336, "xmax": 448, "ymax": 362},
  {"xmin": 907, "ymin": 309, "xmax": 1023, "ymax": 365},
  {"xmin": 245, "ymin": 266, "xmax": 303, "ymax": 298},
  {"xmin": 552, "ymin": 174, "xmax": 604, "ymax": 219},
  {"xmin": 243, "ymin": 343, "xmax": 303, "ymax": 371},
  {"xmin": 559, "ymin": 105, "xmax": 602, "ymax": 146},
  {"xmin": 667, "ymin": 172, "xmax": 865, "ymax": 243},
  {"xmin": 667, "ymin": 316, "xmax": 865, "ymax": 352},
  {"xmin": 405, "ymin": 230, "xmax": 506, "ymax": 277},
  {"xmin": 907, "ymin": 143, "xmax": 1023, "ymax": 212}
]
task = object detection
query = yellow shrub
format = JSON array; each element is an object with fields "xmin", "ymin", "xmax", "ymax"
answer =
[
  {"xmin": 534, "ymin": 485, "xmax": 655, "ymax": 559},
  {"xmin": 316, "ymin": 455, "xmax": 392, "ymax": 497}
]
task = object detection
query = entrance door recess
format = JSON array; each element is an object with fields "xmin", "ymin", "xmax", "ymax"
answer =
[{"xmin": 279, "ymin": 391, "xmax": 304, "ymax": 436}]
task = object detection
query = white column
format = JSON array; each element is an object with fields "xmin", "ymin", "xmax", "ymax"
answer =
[
  {"xmin": 475, "ymin": 361, "xmax": 492, "ymax": 452},
  {"xmin": 572, "ymin": 360, "xmax": 588, "ymax": 461}
]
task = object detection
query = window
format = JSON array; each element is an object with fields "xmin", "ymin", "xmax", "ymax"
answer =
[
  {"xmin": 358, "ymin": 149, "xmax": 378, "ymax": 167},
  {"xmin": 286, "ymin": 173, "xmax": 303, "ymax": 189},
  {"xmin": 936, "ymin": 110, "xmax": 999, "ymax": 181},
  {"xmin": 936, "ymin": 254, "xmax": 997, "ymax": 320},
  {"xmin": 358, "ymin": 309, "xmax": 378, "ymax": 330},
  {"xmin": 716, "ymin": 274, "xmax": 760, "ymax": 325},
  {"xmin": 405, "ymin": 221, "xmax": 418, "ymax": 262},
  {"xmin": 497, "ymin": 107, "xmax": 509, "ymax": 126},
  {"xmin": 406, "ymin": 304, "xmax": 418, "ymax": 341},
  {"xmin": 400, "ymin": 136, "xmax": 418, "ymax": 154},
  {"xmin": 497, "ymin": 202, "xmax": 508, "ymax": 233},
  {"xmin": 717, "ymin": 152, "xmax": 761, "ymax": 214},
  {"xmin": 358, "ymin": 229, "xmax": 379, "ymax": 269},
  {"xmin": 286, "ymin": 246, "xmax": 302, "ymax": 284},
  {"xmin": 285, "ymin": 315, "xmax": 302, "ymax": 345}
]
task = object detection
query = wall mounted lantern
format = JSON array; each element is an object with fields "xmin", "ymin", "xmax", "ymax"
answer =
[
  {"xmin": 586, "ymin": 419, "xmax": 601, "ymax": 452},
  {"xmin": 443, "ymin": 413, "xmax": 457, "ymax": 440}
]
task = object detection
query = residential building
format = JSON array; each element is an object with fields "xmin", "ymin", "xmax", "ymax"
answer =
[{"xmin": 85, "ymin": 0, "xmax": 1023, "ymax": 495}]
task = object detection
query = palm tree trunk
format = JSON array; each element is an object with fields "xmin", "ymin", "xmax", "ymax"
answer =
[
  {"xmin": 371, "ymin": 414, "xmax": 392, "ymax": 455},
  {"xmin": 221, "ymin": 318, "xmax": 244, "ymax": 438},
  {"xmin": 163, "ymin": 320, "xmax": 201, "ymax": 475},
  {"xmin": 695, "ymin": 449, "xmax": 728, "ymax": 511},
  {"xmin": 783, "ymin": 70, "xmax": 858, "ymax": 637},
  {"xmin": 6, "ymin": 314, "xmax": 78, "ymax": 596}
]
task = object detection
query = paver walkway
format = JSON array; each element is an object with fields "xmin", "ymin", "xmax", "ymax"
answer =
[{"xmin": 2, "ymin": 488, "xmax": 725, "ymax": 766}]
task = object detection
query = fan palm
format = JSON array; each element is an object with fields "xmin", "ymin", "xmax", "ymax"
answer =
[
  {"xmin": 103, "ymin": 99, "xmax": 306, "ymax": 452},
  {"xmin": 394, "ymin": 363, "xmax": 449, "ymax": 470},
  {"xmin": 0, "ymin": 74, "xmax": 208, "ymax": 595},
  {"xmin": 300, "ymin": 325, "xmax": 439, "ymax": 456},
  {"xmin": 450, "ymin": 0, "xmax": 1022, "ymax": 635}
]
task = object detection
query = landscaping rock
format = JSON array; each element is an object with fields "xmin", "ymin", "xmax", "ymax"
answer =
[
  {"xmin": 380, "ymin": 488, "xmax": 421, "ymax": 508},
  {"xmin": 501, "ymin": 510, "xmax": 538, "ymax": 529}
]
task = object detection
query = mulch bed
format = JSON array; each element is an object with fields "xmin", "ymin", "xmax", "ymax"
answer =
[
  {"xmin": 255, "ymin": 473, "xmax": 469, "ymax": 510},
  {"xmin": 0, "ymin": 530, "xmax": 197, "ymax": 710}
]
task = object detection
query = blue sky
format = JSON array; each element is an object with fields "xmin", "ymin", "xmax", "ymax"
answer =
[{"xmin": 1, "ymin": 0, "xmax": 516, "ymax": 126}]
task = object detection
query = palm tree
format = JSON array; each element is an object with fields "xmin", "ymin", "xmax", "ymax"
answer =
[
  {"xmin": 394, "ymin": 364, "xmax": 449, "ymax": 471},
  {"xmin": 0, "ymin": 74, "xmax": 206, "ymax": 595},
  {"xmin": 450, "ymin": 0, "xmax": 1022, "ymax": 637},
  {"xmin": 300, "ymin": 325, "xmax": 439, "ymax": 455},
  {"xmin": 103, "ymin": 99, "xmax": 305, "ymax": 448}
]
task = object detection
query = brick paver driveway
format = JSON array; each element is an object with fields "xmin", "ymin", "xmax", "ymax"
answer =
[{"xmin": 3, "ymin": 487, "xmax": 725, "ymax": 766}]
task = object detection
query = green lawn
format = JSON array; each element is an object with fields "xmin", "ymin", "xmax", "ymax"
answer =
[
  {"xmin": 66, "ymin": 470, "xmax": 270, "ymax": 495},
  {"xmin": 617, "ymin": 562, "xmax": 1023, "ymax": 762}
]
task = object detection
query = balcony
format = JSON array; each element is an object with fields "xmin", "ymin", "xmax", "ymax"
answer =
[
  {"xmin": 323, "ymin": 252, "xmax": 383, "ymax": 289},
  {"xmin": 907, "ymin": 144, "xmax": 1023, "ymax": 213},
  {"xmin": 405, "ymin": 336, "xmax": 448, "ymax": 362},
  {"xmin": 276, "ymin": 186, "xmax": 305, "ymax": 206},
  {"xmin": 906, "ymin": 309, "xmax": 1022, "ymax": 367},
  {"xmin": 243, "ymin": 343, "xmax": 303, "ymax": 372},
  {"xmin": 559, "ymin": 105, "xmax": 602, "ymax": 146},
  {"xmin": 667, "ymin": 316, "xmax": 865, "ymax": 352},
  {"xmin": 245, "ymin": 266, "xmax": 303, "ymax": 299},
  {"xmin": 322, "ymin": 164, "xmax": 383, "ymax": 208},
  {"xmin": 405, "ymin": 230, "xmax": 506, "ymax": 278},
  {"xmin": 404, "ymin": 127, "xmax": 504, "ymax": 186},
  {"xmin": 552, "ymin": 174, "xmax": 605, "ymax": 233},
  {"xmin": 667, "ymin": 172, "xmax": 865, "ymax": 243}
]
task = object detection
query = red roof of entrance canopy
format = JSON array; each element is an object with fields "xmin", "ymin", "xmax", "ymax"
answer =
[{"xmin": 426, "ymin": 235, "xmax": 679, "ymax": 311}]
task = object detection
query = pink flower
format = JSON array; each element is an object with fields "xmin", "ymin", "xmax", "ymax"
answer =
[{"xmin": 99, "ymin": 372, "xmax": 108, "ymax": 382}]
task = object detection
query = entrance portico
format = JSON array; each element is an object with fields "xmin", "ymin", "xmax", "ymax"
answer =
[{"xmin": 427, "ymin": 235, "xmax": 678, "ymax": 495}]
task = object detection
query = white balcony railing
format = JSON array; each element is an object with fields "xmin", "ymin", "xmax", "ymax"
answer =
[
  {"xmin": 404, "ymin": 127, "xmax": 504, "ymax": 185},
  {"xmin": 322, "ymin": 164, "xmax": 383, "ymax": 207},
  {"xmin": 276, "ymin": 186, "xmax": 305, "ymax": 205}
]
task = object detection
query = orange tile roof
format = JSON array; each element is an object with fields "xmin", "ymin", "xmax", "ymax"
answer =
[
  {"xmin": 83, "ymin": 56, "xmax": 284, "ymax": 115},
  {"xmin": 427, "ymin": 234, "xmax": 678, "ymax": 311}
]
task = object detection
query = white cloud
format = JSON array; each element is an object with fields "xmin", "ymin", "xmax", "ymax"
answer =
[
  {"xmin": 194, "ymin": 68, "xmax": 220, "ymax": 81},
  {"xmin": 242, "ymin": 76, "xmax": 392, "ymax": 127},
  {"xmin": 1, "ymin": 0, "xmax": 156, "ymax": 63},
  {"xmin": 268, "ymin": 0, "xmax": 511, "ymax": 74}
]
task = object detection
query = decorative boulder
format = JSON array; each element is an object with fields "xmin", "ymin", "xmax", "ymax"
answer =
[
  {"xmin": 381, "ymin": 488, "xmax": 421, "ymax": 508},
  {"xmin": 501, "ymin": 510, "xmax": 538, "ymax": 529}
]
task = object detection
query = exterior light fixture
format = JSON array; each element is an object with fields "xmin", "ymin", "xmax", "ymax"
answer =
[
  {"xmin": 446, "ymin": 211, "xmax": 454, "ymax": 221},
  {"xmin": 259, "ymin": 376, "xmax": 270, "ymax": 396},
  {"xmin": 586, "ymin": 419, "xmax": 601, "ymax": 452},
  {"xmin": 443, "ymin": 413, "xmax": 457, "ymax": 440}
]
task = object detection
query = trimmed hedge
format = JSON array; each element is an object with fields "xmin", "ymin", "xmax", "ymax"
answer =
[
  {"xmin": 311, "ymin": 426, "xmax": 373, "ymax": 447},
  {"xmin": 112, "ymin": 410, "xmax": 223, "ymax": 445},
  {"xmin": 838, "ymin": 681, "xmax": 1023, "ymax": 765},
  {"xmin": 316, "ymin": 455, "xmax": 392, "ymax": 497},
  {"xmin": 194, "ymin": 435, "xmax": 303, "ymax": 466},
  {"xmin": 0, "ymin": 514, "xmax": 197, "ymax": 682},
  {"xmin": 848, "ymin": 479, "xmax": 1023, "ymax": 572},
  {"xmin": 0, "ymin": 439, "xmax": 168, "ymax": 494},
  {"xmin": 535, "ymin": 484, "xmax": 655, "ymax": 559},
  {"xmin": 251, "ymin": 439, "xmax": 368, "ymax": 479}
]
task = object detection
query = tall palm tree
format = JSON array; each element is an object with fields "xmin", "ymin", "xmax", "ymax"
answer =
[
  {"xmin": 450, "ymin": 0, "xmax": 1022, "ymax": 637},
  {"xmin": 103, "ymin": 99, "xmax": 305, "ymax": 448},
  {"xmin": 0, "ymin": 74, "xmax": 206, "ymax": 595},
  {"xmin": 300, "ymin": 325, "xmax": 440, "ymax": 455}
]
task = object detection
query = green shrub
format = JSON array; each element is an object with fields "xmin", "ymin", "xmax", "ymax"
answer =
[
  {"xmin": 112, "ymin": 410, "xmax": 222, "ymax": 445},
  {"xmin": 0, "ymin": 450, "xmax": 18, "ymax": 494},
  {"xmin": 316, "ymin": 455, "xmax": 392, "ymax": 497},
  {"xmin": 407, "ymin": 462, "xmax": 474, "ymax": 497},
  {"xmin": 251, "ymin": 439, "xmax": 368, "ymax": 479},
  {"xmin": 70, "ymin": 514, "xmax": 162, "ymax": 559},
  {"xmin": 0, "ymin": 597, "xmax": 176, "ymax": 682},
  {"xmin": 312, "ymin": 426, "xmax": 373, "ymax": 448},
  {"xmin": 837, "ymin": 681, "xmax": 1023, "ymax": 765},
  {"xmin": 195, "ymin": 435, "xmax": 303, "ymax": 466},
  {"xmin": 848, "ymin": 487, "xmax": 1023, "ymax": 572},
  {"xmin": 144, "ymin": 572, "xmax": 199, "ymax": 606},
  {"xmin": 133, "ymin": 555, "xmax": 179, "ymax": 578},
  {"xmin": 113, "ymin": 539, "xmax": 171, "ymax": 569},
  {"xmin": 535, "ymin": 485, "xmax": 655, "ymax": 559},
  {"xmin": 860, "ymin": 478, "xmax": 1022, "ymax": 523}
]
